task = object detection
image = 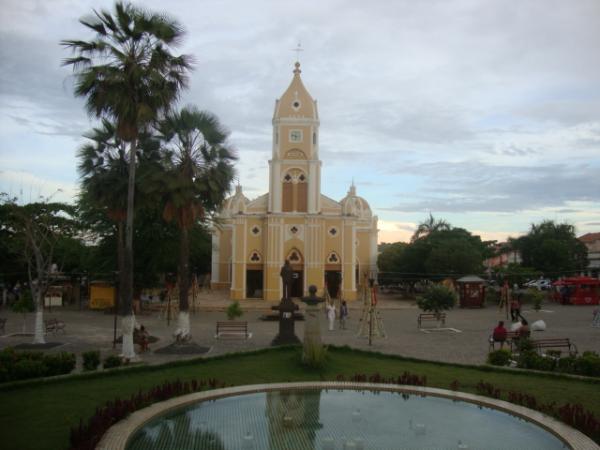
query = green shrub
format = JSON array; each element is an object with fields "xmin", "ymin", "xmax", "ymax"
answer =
[
  {"xmin": 82, "ymin": 351, "xmax": 101, "ymax": 371},
  {"xmin": 557, "ymin": 355, "xmax": 577, "ymax": 373},
  {"xmin": 517, "ymin": 351, "xmax": 556, "ymax": 371},
  {"xmin": 302, "ymin": 341, "xmax": 328, "ymax": 369},
  {"xmin": 12, "ymin": 359, "xmax": 46, "ymax": 380},
  {"xmin": 487, "ymin": 349, "xmax": 512, "ymax": 366},
  {"xmin": 417, "ymin": 285, "xmax": 456, "ymax": 315},
  {"xmin": 103, "ymin": 355, "xmax": 122, "ymax": 369},
  {"xmin": 43, "ymin": 352, "xmax": 76, "ymax": 376},
  {"xmin": 0, "ymin": 348, "xmax": 75, "ymax": 382},
  {"xmin": 523, "ymin": 288, "xmax": 544, "ymax": 311},
  {"xmin": 226, "ymin": 301, "xmax": 243, "ymax": 320},
  {"xmin": 516, "ymin": 338, "xmax": 535, "ymax": 353},
  {"xmin": 574, "ymin": 351, "xmax": 600, "ymax": 377}
]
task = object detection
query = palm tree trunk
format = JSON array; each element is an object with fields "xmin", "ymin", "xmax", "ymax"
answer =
[
  {"xmin": 175, "ymin": 226, "xmax": 191, "ymax": 340},
  {"xmin": 117, "ymin": 220, "xmax": 125, "ymax": 308},
  {"xmin": 120, "ymin": 139, "xmax": 137, "ymax": 360}
]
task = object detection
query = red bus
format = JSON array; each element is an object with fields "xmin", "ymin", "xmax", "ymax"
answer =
[{"xmin": 552, "ymin": 277, "xmax": 600, "ymax": 305}]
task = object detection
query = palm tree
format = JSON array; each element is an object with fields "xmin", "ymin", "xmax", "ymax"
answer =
[
  {"xmin": 62, "ymin": 2, "xmax": 191, "ymax": 358},
  {"xmin": 78, "ymin": 119, "xmax": 129, "ymax": 297},
  {"xmin": 156, "ymin": 106, "xmax": 235, "ymax": 340},
  {"xmin": 411, "ymin": 213, "xmax": 451, "ymax": 242}
]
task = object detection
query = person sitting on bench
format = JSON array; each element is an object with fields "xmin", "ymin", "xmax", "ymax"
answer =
[
  {"xmin": 492, "ymin": 321, "xmax": 508, "ymax": 348},
  {"xmin": 518, "ymin": 319, "xmax": 530, "ymax": 338}
]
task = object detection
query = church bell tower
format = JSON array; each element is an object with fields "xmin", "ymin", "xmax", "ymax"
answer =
[{"xmin": 268, "ymin": 62, "xmax": 322, "ymax": 214}]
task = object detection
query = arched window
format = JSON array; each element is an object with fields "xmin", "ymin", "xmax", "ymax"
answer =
[{"xmin": 282, "ymin": 169, "xmax": 307, "ymax": 212}]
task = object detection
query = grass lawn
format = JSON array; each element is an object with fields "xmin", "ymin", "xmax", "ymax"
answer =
[{"xmin": 1, "ymin": 346, "xmax": 599, "ymax": 450}]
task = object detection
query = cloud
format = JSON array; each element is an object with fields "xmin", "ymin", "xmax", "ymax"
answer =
[
  {"xmin": 0, "ymin": 169, "xmax": 78, "ymax": 204},
  {"xmin": 382, "ymin": 161, "xmax": 600, "ymax": 213}
]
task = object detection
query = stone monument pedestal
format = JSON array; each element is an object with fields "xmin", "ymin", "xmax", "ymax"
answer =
[{"xmin": 271, "ymin": 298, "xmax": 301, "ymax": 346}]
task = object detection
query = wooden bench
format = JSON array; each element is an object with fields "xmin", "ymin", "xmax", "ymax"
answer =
[
  {"xmin": 531, "ymin": 338, "xmax": 578, "ymax": 356},
  {"xmin": 488, "ymin": 331, "xmax": 519, "ymax": 351},
  {"xmin": 44, "ymin": 318, "xmax": 66, "ymax": 334},
  {"xmin": 0, "ymin": 317, "xmax": 6, "ymax": 334},
  {"xmin": 215, "ymin": 321, "xmax": 251, "ymax": 339},
  {"xmin": 418, "ymin": 313, "xmax": 446, "ymax": 328}
]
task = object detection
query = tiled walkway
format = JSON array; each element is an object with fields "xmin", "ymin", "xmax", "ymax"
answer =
[{"xmin": 1, "ymin": 293, "xmax": 598, "ymax": 368}]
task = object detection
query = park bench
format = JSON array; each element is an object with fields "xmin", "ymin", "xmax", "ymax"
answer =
[
  {"xmin": 488, "ymin": 331, "xmax": 519, "ymax": 352},
  {"xmin": 418, "ymin": 313, "xmax": 446, "ymax": 328},
  {"xmin": 0, "ymin": 317, "xmax": 6, "ymax": 334},
  {"xmin": 531, "ymin": 338, "xmax": 578, "ymax": 356},
  {"xmin": 215, "ymin": 321, "xmax": 251, "ymax": 339},
  {"xmin": 44, "ymin": 318, "xmax": 66, "ymax": 334}
]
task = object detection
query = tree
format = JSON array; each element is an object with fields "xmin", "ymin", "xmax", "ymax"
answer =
[
  {"xmin": 63, "ymin": 2, "xmax": 191, "ymax": 358},
  {"xmin": 417, "ymin": 285, "xmax": 456, "ymax": 316},
  {"xmin": 512, "ymin": 220, "xmax": 588, "ymax": 276},
  {"xmin": 422, "ymin": 228, "xmax": 485, "ymax": 277},
  {"xmin": 1, "ymin": 196, "xmax": 77, "ymax": 344},
  {"xmin": 411, "ymin": 213, "xmax": 450, "ymax": 242},
  {"xmin": 377, "ymin": 242, "xmax": 408, "ymax": 286},
  {"xmin": 384, "ymin": 220, "xmax": 486, "ymax": 281},
  {"xmin": 155, "ymin": 107, "xmax": 235, "ymax": 340},
  {"xmin": 77, "ymin": 119, "xmax": 160, "ymax": 307}
]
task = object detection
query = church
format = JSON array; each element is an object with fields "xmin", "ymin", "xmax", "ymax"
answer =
[{"xmin": 211, "ymin": 62, "xmax": 378, "ymax": 301}]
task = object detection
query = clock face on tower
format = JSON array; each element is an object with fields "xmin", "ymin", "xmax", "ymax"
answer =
[{"xmin": 290, "ymin": 130, "xmax": 302, "ymax": 142}]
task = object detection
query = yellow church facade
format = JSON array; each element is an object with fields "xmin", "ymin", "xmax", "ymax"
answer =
[{"xmin": 211, "ymin": 62, "xmax": 378, "ymax": 301}]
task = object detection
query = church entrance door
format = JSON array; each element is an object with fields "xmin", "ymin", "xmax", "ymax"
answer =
[
  {"xmin": 325, "ymin": 271, "xmax": 341, "ymax": 298},
  {"xmin": 291, "ymin": 270, "xmax": 303, "ymax": 298},
  {"xmin": 246, "ymin": 269, "xmax": 263, "ymax": 298}
]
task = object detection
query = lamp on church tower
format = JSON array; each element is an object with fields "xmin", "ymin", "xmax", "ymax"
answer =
[{"xmin": 269, "ymin": 61, "xmax": 321, "ymax": 214}]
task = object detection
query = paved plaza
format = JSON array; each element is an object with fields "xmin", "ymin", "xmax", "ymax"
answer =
[{"xmin": 1, "ymin": 292, "xmax": 599, "ymax": 370}]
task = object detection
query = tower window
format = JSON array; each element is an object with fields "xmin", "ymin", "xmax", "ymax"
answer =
[
  {"xmin": 313, "ymin": 132, "xmax": 316, "ymax": 144},
  {"xmin": 299, "ymin": 174, "xmax": 306, "ymax": 182}
]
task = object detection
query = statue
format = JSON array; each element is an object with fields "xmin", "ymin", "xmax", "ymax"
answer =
[
  {"xmin": 280, "ymin": 260, "xmax": 294, "ymax": 300},
  {"xmin": 271, "ymin": 260, "xmax": 301, "ymax": 346}
]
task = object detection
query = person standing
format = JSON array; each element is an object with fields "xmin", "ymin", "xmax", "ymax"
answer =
[
  {"xmin": 510, "ymin": 286, "xmax": 521, "ymax": 322},
  {"xmin": 339, "ymin": 300, "xmax": 349, "ymax": 330},
  {"xmin": 326, "ymin": 302, "xmax": 336, "ymax": 331}
]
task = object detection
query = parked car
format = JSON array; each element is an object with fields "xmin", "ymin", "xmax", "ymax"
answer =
[{"xmin": 524, "ymin": 279, "xmax": 552, "ymax": 290}]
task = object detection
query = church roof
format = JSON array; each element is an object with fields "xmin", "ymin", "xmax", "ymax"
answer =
[
  {"xmin": 220, "ymin": 185, "xmax": 249, "ymax": 216},
  {"xmin": 579, "ymin": 232, "xmax": 600, "ymax": 243},
  {"xmin": 246, "ymin": 193, "xmax": 268, "ymax": 213},
  {"xmin": 273, "ymin": 62, "xmax": 318, "ymax": 121},
  {"xmin": 340, "ymin": 184, "xmax": 372, "ymax": 219}
]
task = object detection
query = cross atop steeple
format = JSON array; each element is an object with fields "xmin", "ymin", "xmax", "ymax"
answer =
[{"xmin": 291, "ymin": 41, "xmax": 303, "ymax": 62}]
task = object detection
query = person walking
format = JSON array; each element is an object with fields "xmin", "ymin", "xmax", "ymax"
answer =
[
  {"xmin": 339, "ymin": 300, "xmax": 349, "ymax": 330},
  {"xmin": 326, "ymin": 302, "xmax": 336, "ymax": 331}
]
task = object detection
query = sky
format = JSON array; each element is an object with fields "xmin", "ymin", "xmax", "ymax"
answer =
[{"xmin": 1, "ymin": 0, "xmax": 599, "ymax": 244}]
